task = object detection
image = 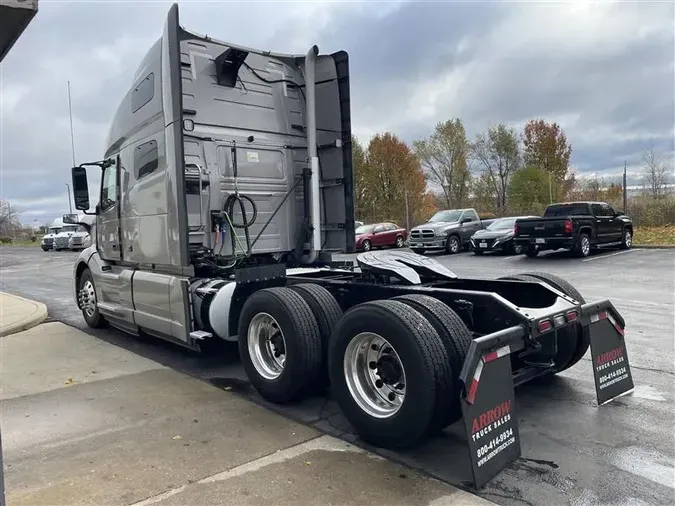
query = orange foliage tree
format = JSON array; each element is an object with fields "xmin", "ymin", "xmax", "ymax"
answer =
[{"xmin": 355, "ymin": 132, "xmax": 436, "ymax": 228}]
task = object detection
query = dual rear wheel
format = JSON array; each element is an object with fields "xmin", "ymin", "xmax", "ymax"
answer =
[{"xmin": 238, "ymin": 285, "xmax": 472, "ymax": 449}]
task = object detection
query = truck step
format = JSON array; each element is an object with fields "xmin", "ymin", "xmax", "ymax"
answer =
[{"xmin": 190, "ymin": 330, "xmax": 212, "ymax": 340}]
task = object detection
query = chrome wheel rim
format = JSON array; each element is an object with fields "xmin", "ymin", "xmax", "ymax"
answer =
[
  {"xmin": 247, "ymin": 312, "xmax": 286, "ymax": 380},
  {"xmin": 343, "ymin": 332, "xmax": 406, "ymax": 419},
  {"xmin": 79, "ymin": 280, "xmax": 97, "ymax": 318},
  {"xmin": 582, "ymin": 236, "xmax": 590, "ymax": 256},
  {"xmin": 396, "ymin": 237, "xmax": 403, "ymax": 247},
  {"xmin": 514, "ymin": 243, "xmax": 522, "ymax": 254},
  {"xmin": 624, "ymin": 231, "xmax": 632, "ymax": 247},
  {"xmin": 363, "ymin": 241, "xmax": 371, "ymax": 251}
]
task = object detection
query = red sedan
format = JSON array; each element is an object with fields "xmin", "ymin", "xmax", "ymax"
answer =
[{"xmin": 355, "ymin": 222, "xmax": 408, "ymax": 252}]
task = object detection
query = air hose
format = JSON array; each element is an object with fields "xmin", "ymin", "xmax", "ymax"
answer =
[
  {"xmin": 222, "ymin": 192, "xmax": 257, "ymax": 257},
  {"xmin": 219, "ymin": 143, "xmax": 257, "ymax": 258}
]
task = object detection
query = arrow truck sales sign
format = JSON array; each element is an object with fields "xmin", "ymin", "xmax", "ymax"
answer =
[
  {"xmin": 461, "ymin": 348, "xmax": 521, "ymax": 489},
  {"xmin": 589, "ymin": 310, "xmax": 634, "ymax": 405}
]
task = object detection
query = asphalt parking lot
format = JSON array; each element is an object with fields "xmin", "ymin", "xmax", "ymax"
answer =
[{"xmin": 1, "ymin": 245, "xmax": 674, "ymax": 506}]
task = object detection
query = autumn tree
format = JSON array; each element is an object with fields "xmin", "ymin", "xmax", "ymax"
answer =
[
  {"xmin": 641, "ymin": 147, "xmax": 671, "ymax": 198},
  {"xmin": 352, "ymin": 135, "xmax": 374, "ymax": 221},
  {"xmin": 507, "ymin": 166, "xmax": 550, "ymax": 215},
  {"xmin": 413, "ymin": 119, "xmax": 472, "ymax": 208},
  {"xmin": 363, "ymin": 132, "xmax": 432, "ymax": 227},
  {"xmin": 471, "ymin": 123, "xmax": 520, "ymax": 214},
  {"xmin": 522, "ymin": 119, "xmax": 573, "ymax": 201}
]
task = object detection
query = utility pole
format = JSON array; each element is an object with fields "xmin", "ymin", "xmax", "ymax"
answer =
[
  {"xmin": 623, "ymin": 160, "xmax": 628, "ymax": 212},
  {"xmin": 66, "ymin": 184, "xmax": 73, "ymax": 214},
  {"xmin": 404, "ymin": 186, "xmax": 410, "ymax": 231},
  {"xmin": 67, "ymin": 81, "xmax": 76, "ymax": 166}
]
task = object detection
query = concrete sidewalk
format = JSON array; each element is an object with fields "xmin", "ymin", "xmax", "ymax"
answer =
[
  {"xmin": 0, "ymin": 316, "xmax": 494, "ymax": 505},
  {"xmin": 0, "ymin": 291, "xmax": 47, "ymax": 337}
]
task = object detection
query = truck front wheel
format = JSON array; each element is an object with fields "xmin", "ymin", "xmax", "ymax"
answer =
[
  {"xmin": 445, "ymin": 235, "xmax": 461, "ymax": 255},
  {"xmin": 78, "ymin": 269, "xmax": 107, "ymax": 328},
  {"xmin": 238, "ymin": 287, "xmax": 323, "ymax": 404},
  {"xmin": 328, "ymin": 299, "xmax": 451, "ymax": 449}
]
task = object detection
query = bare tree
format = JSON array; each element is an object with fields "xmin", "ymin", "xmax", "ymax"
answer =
[
  {"xmin": 642, "ymin": 148, "xmax": 671, "ymax": 198},
  {"xmin": 413, "ymin": 119, "xmax": 471, "ymax": 208},
  {"xmin": 471, "ymin": 123, "xmax": 520, "ymax": 214},
  {"xmin": 0, "ymin": 199, "xmax": 21, "ymax": 237}
]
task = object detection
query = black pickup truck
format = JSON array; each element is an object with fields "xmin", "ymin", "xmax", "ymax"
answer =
[{"xmin": 514, "ymin": 201, "xmax": 633, "ymax": 258}]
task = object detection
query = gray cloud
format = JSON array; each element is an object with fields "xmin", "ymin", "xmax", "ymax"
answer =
[{"xmin": 1, "ymin": 0, "xmax": 673, "ymax": 224}]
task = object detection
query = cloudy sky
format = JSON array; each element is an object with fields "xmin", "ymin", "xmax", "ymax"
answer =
[{"xmin": 1, "ymin": 0, "xmax": 673, "ymax": 224}]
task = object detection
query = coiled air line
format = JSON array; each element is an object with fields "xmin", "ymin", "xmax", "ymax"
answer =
[{"xmin": 220, "ymin": 142, "xmax": 257, "ymax": 258}]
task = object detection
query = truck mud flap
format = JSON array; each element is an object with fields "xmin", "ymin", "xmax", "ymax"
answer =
[
  {"xmin": 460, "ymin": 343, "xmax": 521, "ymax": 490},
  {"xmin": 582, "ymin": 300, "xmax": 634, "ymax": 405},
  {"xmin": 458, "ymin": 299, "xmax": 634, "ymax": 489}
]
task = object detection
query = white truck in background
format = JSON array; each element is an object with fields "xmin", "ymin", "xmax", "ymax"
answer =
[{"xmin": 40, "ymin": 218, "xmax": 62, "ymax": 251}]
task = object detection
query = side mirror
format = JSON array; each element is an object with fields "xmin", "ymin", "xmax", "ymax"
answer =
[
  {"xmin": 615, "ymin": 210, "xmax": 623, "ymax": 216},
  {"xmin": 71, "ymin": 166, "xmax": 90, "ymax": 211},
  {"xmin": 461, "ymin": 218, "xmax": 471, "ymax": 224},
  {"xmin": 63, "ymin": 213, "xmax": 78, "ymax": 224}
]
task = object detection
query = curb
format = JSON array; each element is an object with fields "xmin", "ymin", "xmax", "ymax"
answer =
[
  {"xmin": 0, "ymin": 292, "xmax": 48, "ymax": 337},
  {"xmin": 633, "ymin": 245, "xmax": 675, "ymax": 249}
]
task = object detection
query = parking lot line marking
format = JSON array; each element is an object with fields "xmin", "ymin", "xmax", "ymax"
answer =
[{"xmin": 581, "ymin": 250, "xmax": 637, "ymax": 262}]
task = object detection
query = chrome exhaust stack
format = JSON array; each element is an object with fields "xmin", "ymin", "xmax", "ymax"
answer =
[{"xmin": 303, "ymin": 45, "xmax": 321, "ymax": 264}]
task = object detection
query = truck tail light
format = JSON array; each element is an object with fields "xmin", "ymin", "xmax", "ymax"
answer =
[
  {"xmin": 563, "ymin": 219, "xmax": 573, "ymax": 234},
  {"xmin": 514, "ymin": 223, "xmax": 519, "ymax": 235},
  {"xmin": 538, "ymin": 319, "xmax": 553, "ymax": 333},
  {"xmin": 566, "ymin": 310, "xmax": 578, "ymax": 322}
]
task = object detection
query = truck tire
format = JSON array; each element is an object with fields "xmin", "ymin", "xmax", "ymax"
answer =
[
  {"xmin": 238, "ymin": 287, "xmax": 323, "ymax": 404},
  {"xmin": 393, "ymin": 294, "xmax": 472, "ymax": 429},
  {"xmin": 574, "ymin": 233, "xmax": 591, "ymax": 258},
  {"xmin": 445, "ymin": 234, "xmax": 461, "ymax": 255},
  {"xmin": 525, "ymin": 247, "xmax": 539, "ymax": 258},
  {"xmin": 288, "ymin": 283, "xmax": 343, "ymax": 388},
  {"xmin": 620, "ymin": 228, "xmax": 632, "ymax": 250},
  {"xmin": 328, "ymin": 299, "xmax": 451, "ymax": 449},
  {"xmin": 78, "ymin": 269, "xmax": 107, "ymax": 328},
  {"xmin": 499, "ymin": 272, "xmax": 589, "ymax": 373}
]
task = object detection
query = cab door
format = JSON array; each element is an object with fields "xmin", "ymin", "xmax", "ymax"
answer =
[
  {"xmin": 372, "ymin": 224, "xmax": 387, "ymax": 246},
  {"xmin": 591, "ymin": 203, "xmax": 612, "ymax": 243},
  {"xmin": 97, "ymin": 156, "xmax": 122, "ymax": 261},
  {"xmin": 601, "ymin": 203, "xmax": 624, "ymax": 241}
]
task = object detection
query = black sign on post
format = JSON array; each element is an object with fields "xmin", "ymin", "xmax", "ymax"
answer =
[
  {"xmin": 589, "ymin": 311, "xmax": 634, "ymax": 405},
  {"xmin": 461, "ymin": 349, "xmax": 521, "ymax": 489}
]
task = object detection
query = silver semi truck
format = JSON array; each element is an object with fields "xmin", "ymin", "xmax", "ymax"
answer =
[{"xmin": 68, "ymin": 4, "xmax": 634, "ymax": 488}]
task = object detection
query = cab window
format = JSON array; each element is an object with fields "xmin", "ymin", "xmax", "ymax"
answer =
[
  {"xmin": 591, "ymin": 204, "xmax": 604, "ymax": 216},
  {"xmin": 100, "ymin": 159, "xmax": 118, "ymax": 210}
]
